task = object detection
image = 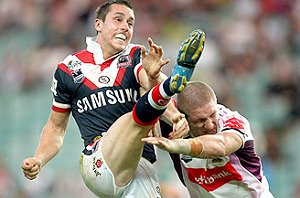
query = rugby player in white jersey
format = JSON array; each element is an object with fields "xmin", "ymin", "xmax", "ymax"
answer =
[
  {"xmin": 143, "ymin": 81, "xmax": 274, "ymax": 198},
  {"xmin": 21, "ymin": 0, "xmax": 206, "ymax": 197}
]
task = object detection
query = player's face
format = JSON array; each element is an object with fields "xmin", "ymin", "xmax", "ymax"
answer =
[
  {"xmin": 186, "ymin": 101, "xmax": 218, "ymax": 137},
  {"xmin": 95, "ymin": 4, "xmax": 135, "ymax": 58}
]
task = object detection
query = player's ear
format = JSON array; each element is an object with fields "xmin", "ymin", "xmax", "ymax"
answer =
[{"xmin": 95, "ymin": 18, "xmax": 103, "ymax": 33}]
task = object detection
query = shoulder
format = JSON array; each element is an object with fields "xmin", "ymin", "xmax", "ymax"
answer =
[
  {"xmin": 128, "ymin": 43, "xmax": 142, "ymax": 49},
  {"xmin": 122, "ymin": 44, "xmax": 143, "ymax": 69},
  {"xmin": 72, "ymin": 50, "xmax": 95, "ymax": 64},
  {"xmin": 126, "ymin": 43, "xmax": 142, "ymax": 56},
  {"xmin": 217, "ymin": 104, "xmax": 249, "ymax": 127},
  {"xmin": 217, "ymin": 104, "xmax": 254, "ymax": 141}
]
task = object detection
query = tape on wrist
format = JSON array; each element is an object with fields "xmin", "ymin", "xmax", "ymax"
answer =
[{"xmin": 189, "ymin": 139, "xmax": 204, "ymax": 157}]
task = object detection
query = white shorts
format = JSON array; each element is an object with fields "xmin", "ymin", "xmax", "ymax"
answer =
[{"xmin": 80, "ymin": 140, "xmax": 162, "ymax": 198}]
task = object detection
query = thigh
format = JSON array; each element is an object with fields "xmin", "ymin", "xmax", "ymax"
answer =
[
  {"xmin": 121, "ymin": 158, "xmax": 162, "ymax": 198},
  {"xmin": 80, "ymin": 144, "xmax": 161, "ymax": 198},
  {"xmin": 101, "ymin": 112, "xmax": 153, "ymax": 186},
  {"xmin": 80, "ymin": 141, "xmax": 117, "ymax": 197}
]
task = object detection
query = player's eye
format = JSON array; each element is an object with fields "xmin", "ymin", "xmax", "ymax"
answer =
[{"xmin": 127, "ymin": 20, "xmax": 134, "ymax": 27}]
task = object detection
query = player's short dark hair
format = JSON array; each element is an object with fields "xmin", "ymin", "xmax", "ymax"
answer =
[{"xmin": 95, "ymin": 0, "xmax": 133, "ymax": 22}]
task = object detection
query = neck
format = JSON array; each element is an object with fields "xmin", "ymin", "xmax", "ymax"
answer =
[{"xmin": 96, "ymin": 35, "xmax": 123, "ymax": 60}]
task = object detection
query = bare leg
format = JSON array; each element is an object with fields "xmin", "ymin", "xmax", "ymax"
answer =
[
  {"xmin": 101, "ymin": 113, "xmax": 151, "ymax": 186},
  {"xmin": 101, "ymin": 29, "xmax": 206, "ymax": 187},
  {"xmin": 102, "ymin": 79, "xmax": 172, "ymax": 186}
]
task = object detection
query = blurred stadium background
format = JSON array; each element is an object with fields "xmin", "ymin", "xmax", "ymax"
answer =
[{"xmin": 1, "ymin": 0, "xmax": 300, "ymax": 197}]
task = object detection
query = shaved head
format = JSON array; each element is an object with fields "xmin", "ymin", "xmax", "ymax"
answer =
[{"xmin": 177, "ymin": 81, "xmax": 217, "ymax": 116}]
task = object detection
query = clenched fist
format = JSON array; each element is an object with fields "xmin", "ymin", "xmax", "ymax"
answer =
[{"xmin": 22, "ymin": 157, "xmax": 42, "ymax": 180}]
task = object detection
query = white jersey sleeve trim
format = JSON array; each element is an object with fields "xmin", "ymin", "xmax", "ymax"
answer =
[
  {"xmin": 52, "ymin": 99, "xmax": 71, "ymax": 109},
  {"xmin": 134, "ymin": 62, "xmax": 143, "ymax": 84}
]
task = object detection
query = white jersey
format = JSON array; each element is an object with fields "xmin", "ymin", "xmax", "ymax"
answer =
[{"xmin": 178, "ymin": 104, "xmax": 274, "ymax": 198}]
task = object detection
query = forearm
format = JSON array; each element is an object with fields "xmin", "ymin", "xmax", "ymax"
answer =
[
  {"xmin": 147, "ymin": 72, "xmax": 167, "ymax": 88},
  {"xmin": 140, "ymin": 70, "xmax": 167, "ymax": 91},
  {"xmin": 171, "ymin": 137, "xmax": 226, "ymax": 159},
  {"xmin": 34, "ymin": 123, "xmax": 65, "ymax": 166},
  {"xmin": 170, "ymin": 138, "xmax": 204, "ymax": 157},
  {"xmin": 179, "ymin": 133, "xmax": 242, "ymax": 159}
]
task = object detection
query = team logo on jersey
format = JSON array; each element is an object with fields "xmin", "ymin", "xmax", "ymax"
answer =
[
  {"xmin": 67, "ymin": 60, "xmax": 84, "ymax": 83},
  {"xmin": 95, "ymin": 159, "xmax": 103, "ymax": 168},
  {"xmin": 92, "ymin": 157, "xmax": 102, "ymax": 177},
  {"xmin": 117, "ymin": 55, "xmax": 132, "ymax": 68},
  {"xmin": 98, "ymin": 76, "xmax": 110, "ymax": 84}
]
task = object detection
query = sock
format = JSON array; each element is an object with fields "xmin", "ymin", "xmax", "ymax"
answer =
[{"xmin": 132, "ymin": 78, "xmax": 174, "ymax": 126}]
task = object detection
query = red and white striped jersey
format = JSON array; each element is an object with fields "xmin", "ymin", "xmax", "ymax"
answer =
[
  {"xmin": 178, "ymin": 104, "xmax": 274, "ymax": 198},
  {"xmin": 50, "ymin": 37, "xmax": 156, "ymax": 161}
]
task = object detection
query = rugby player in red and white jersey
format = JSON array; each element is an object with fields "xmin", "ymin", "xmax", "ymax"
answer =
[
  {"xmin": 21, "ymin": 0, "xmax": 206, "ymax": 197},
  {"xmin": 143, "ymin": 81, "xmax": 274, "ymax": 198}
]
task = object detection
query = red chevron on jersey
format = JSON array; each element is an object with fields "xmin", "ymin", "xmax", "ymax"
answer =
[
  {"xmin": 57, "ymin": 45, "xmax": 142, "ymax": 90},
  {"xmin": 223, "ymin": 117, "xmax": 246, "ymax": 130},
  {"xmin": 58, "ymin": 62, "xmax": 98, "ymax": 90},
  {"xmin": 74, "ymin": 50, "xmax": 96, "ymax": 65},
  {"xmin": 186, "ymin": 162, "xmax": 243, "ymax": 192}
]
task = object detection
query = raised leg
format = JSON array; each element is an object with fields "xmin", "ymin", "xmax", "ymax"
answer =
[{"xmin": 101, "ymin": 29, "xmax": 206, "ymax": 188}]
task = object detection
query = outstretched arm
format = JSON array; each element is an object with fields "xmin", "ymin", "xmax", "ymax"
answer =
[
  {"xmin": 22, "ymin": 110, "xmax": 70, "ymax": 180},
  {"xmin": 142, "ymin": 131, "xmax": 243, "ymax": 159}
]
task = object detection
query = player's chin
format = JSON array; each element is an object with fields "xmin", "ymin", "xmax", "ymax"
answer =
[
  {"xmin": 114, "ymin": 40, "xmax": 128, "ymax": 49},
  {"xmin": 205, "ymin": 129, "xmax": 217, "ymax": 135}
]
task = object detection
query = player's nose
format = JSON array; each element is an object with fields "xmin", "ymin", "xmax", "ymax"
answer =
[{"xmin": 204, "ymin": 119, "xmax": 214, "ymax": 130}]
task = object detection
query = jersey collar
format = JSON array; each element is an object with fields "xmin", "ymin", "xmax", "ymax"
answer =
[{"xmin": 86, "ymin": 36, "xmax": 129, "ymax": 65}]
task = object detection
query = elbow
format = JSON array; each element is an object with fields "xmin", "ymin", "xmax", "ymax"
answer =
[
  {"xmin": 57, "ymin": 137, "xmax": 64, "ymax": 148},
  {"xmin": 56, "ymin": 133, "xmax": 65, "ymax": 149}
]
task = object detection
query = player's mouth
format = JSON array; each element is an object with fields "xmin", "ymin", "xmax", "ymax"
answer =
[
  {"xmin": 115, "ymin": 33, "xmax": 127, "ymax": 43},
  {"xmin": 206, "ymin": 129, "xmax": 217, "ymax": 134}
]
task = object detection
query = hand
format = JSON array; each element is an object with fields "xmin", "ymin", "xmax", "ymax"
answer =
[
  {"xmin": 22, "ymin": 157, "xmax": 42, "ymax": 180},
  {"xmin": 142, "ymin": 136, "xmax": 177, "ymax": 153},
  {"xmin": 141, "ymin": 37, "xmax": 170, "ymax": 80},
  {"xmin": 169, "ymin": 113, "xmax": 189, "ymax": 139}
]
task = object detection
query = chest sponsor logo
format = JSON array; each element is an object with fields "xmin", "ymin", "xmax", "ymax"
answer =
[
  {"xmin": 76, "ymin": 88, "xmax": 139, "ymax": 113},
  {"xmin": 117, "ymin": 55, "xmax": 132, "ymax": 68},
  {"xmin": 67, "ymin": 60, "xmax": 84, "ymax": 83},
  {"xmin": 186, "ymin": 162, "xmax": 242, "ymax": 191}
]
